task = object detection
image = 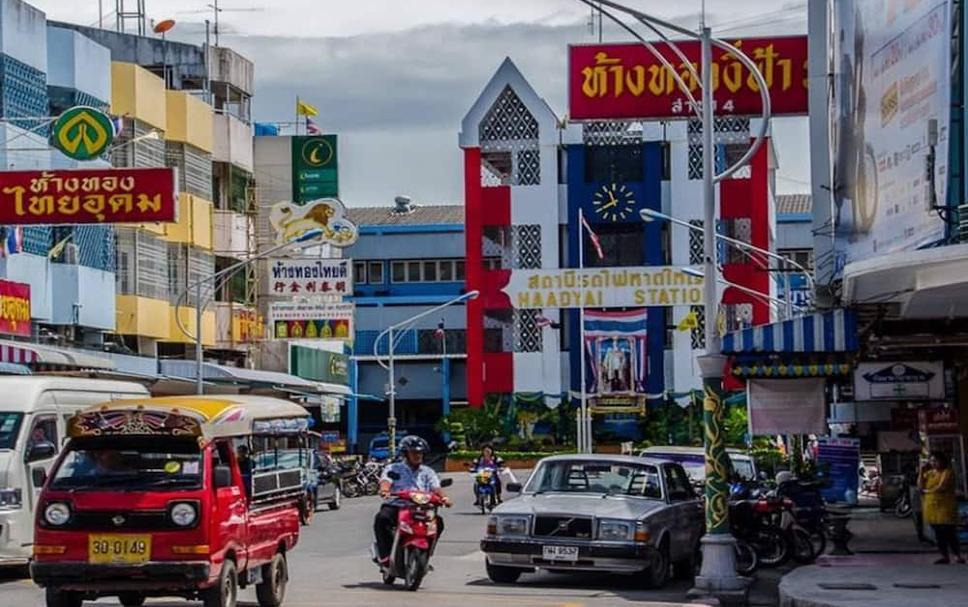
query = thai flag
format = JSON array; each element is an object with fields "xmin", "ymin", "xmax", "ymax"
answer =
[
  {"xmin": 581, "ymin": 214, "xmax": 604, "ymax": 260},
  {"xmin": 0, "ymin": 226, "xmax": 23, "ymax": 257},
  {"xmin": 306, "ymin": 117, "xmax": 322, "ymax": 135}
]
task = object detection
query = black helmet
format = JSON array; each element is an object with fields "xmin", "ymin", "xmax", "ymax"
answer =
[{"xmin": 399, "ymin": 435, "xmax": 429, "ymax": 455}]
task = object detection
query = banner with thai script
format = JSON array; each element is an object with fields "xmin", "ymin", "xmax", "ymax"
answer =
[
  {"xmin": 502, "ymin": 266, "xmax": 703, "ymax": 309},
  {"xmin": 269, "ymin": 258, "xmax": 353, "ymax": 297},
  {"xmin": 0, "ymin": 280, "xmax": 30, "ymax": 337},
  {"xmin": 0, "ymin": 168, "xmax": 177, "ymax": 224},
  {"xmin": 269, "ymin": 301, "xmax": 354, "ymax": 341},
  {"xmin": 747, "ymin": 378, "xmax": 826, "ymax": 435},
  {"xmin": 569, "ymin": 36, "xmax": 808, "ymax": 120},
  {"xmin": 584, "ymin": 309, "xmax": 648, "ymax": 415}
]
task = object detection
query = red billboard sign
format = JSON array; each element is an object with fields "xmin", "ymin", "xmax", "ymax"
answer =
[
  {"xmin": 569, "ymin": 36, "xmax": 808, "ymax": 121},
  {"xmin": 919, "ymin": 408, "xmax": 959, "ymax": 435},
  {"xmin": 0, "ymin": 280, "xmax": 31, "ymax": 337},
  {"xmin": 0, "ymin": 168, "xmax": 177, "ymax": 224}
]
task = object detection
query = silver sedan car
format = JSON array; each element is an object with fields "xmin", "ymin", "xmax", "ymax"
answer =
[{"xmin": 480, "ymin": 454, "xmax": 704, "ymax": 588}]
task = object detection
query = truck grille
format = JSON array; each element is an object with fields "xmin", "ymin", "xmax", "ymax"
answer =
[{"xmin": 533, "ymin": 516, "xmax": 592, "ymax": 539}]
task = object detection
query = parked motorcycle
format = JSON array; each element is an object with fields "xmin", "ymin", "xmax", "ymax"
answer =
[
  {"xmin": 729, "ymin": 497, "xmax": 790, "ymax": 568},
  {"xmin": 374, "ymin": 475, "xmax": 454, "ymax": 591}
]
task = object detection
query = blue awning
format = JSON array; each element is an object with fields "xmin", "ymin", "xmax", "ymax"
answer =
[{"xmin": 722, "ymin": 309, "xmax": 859, "ymax": 354}]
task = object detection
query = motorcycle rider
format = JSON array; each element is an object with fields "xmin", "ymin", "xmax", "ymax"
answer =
[
  {"xmin": 374, "ymin": 435, "xmax": 451, "ymax": 565},
  {"xmin": 471, "ymin": 443, "xmax": 506, "ymax": 504}
]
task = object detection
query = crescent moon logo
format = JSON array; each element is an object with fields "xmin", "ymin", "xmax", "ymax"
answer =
[{"xmin": 301, "ymin": 138, "xmax": 333, "ymax": 167}]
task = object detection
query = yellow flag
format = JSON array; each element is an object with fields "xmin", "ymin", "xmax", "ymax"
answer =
[
  {"xmin": 48, "ymin": 235, "xmax": 71, "ymax": 259},
  {"xmin": 296, "ymin": 99, "xmax": 319, "ymax": 117},
  {"xmin": 677, "ymin": 310, "xmax": 698, "ymax": 332}
]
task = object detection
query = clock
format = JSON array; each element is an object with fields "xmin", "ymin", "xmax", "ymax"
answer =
[{"xmin": 592, "ymin": 183, "xmax": 636, "ymax": 222}]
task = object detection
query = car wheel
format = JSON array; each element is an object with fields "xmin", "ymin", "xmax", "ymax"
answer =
[
  {"xmin": 255, "ymin": 553, "xmax": 288, "ymax": 607},
  {"xmin": 45, "ymin": 589, "xmax": 82, "ymax": 607},
  {"xmin": 203, "ymin": 559, "xmax": 238, "ymax": 607},
  {"xmin": 329, "ymin": 485, "xmax": 342, "ymax": 511},
  {"xmin": 486, "ymin": 561, "xmax": 522, "ymax": 584},
  {"xmin": 673, "ymin": 542, "xmax": 700, "ymax": 580},
  {"xmin": 642, "ymin": 541, "xmax": 670, "ymax": 589},
  {"xmin": 118, "ymin": 592, "xmax": 145, "ymax": 607}
]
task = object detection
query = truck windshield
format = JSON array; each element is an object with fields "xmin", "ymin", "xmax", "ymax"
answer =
[
  {"xmin": 0, "ymin": 412, "xmax": 23, "ymax": 449},
  {"xmin": 50, "ymin": 437, "xmax": 202, "ymax": 491}
]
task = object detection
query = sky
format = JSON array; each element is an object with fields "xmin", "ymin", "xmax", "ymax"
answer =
[{"xmin": 33, "ymin": 0, "xmax": 810, "ymax": 206}]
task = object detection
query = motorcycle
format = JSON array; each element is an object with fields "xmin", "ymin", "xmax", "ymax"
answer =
[
  {"xmin": 374, "ymin": 475, "xmax": 454, "ymax": 591},
  {"xmin": 469, "ymin": 465, "xmax": 499, "ymax": 514},
  {"xmin": 729, "ymin": 497, "xmax": 790, "ymax": 568}
]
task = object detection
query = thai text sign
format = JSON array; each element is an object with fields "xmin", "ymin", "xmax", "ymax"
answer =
[
  {"xmin": 269, "ymin": 258, "xmax": 353, "ymax": 297},
  {"xmin": 569, "ymin": 36, "xmax": 808, "ymax": 120},
  {"xmin": 0, "ymin": 168, "xmax": 176, "ymax": 224},
  {"xmin": 503, "ymin": 267, "xmax": 703, "ymax": 309},
  {"xmin": 0, "ymin": 280, "xmax": 30, "ymax": 337},
  {"xmin": 269, "ymin": 301, "xmax": 354, "ymax": 341}
]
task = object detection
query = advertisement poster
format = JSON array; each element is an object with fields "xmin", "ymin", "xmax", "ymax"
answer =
[
  {"xmin": 569, "ymin": 36, "xmax": 808, "ymax": 121},
  {"xmin": 269, "ymin": 258, "xmax": 353, "ymax": 297},
  {"xmin": 584, "ymin": 309, "xmax": 648, "ymax": 414},
  {"xmin": 502, "ymin": 266, "xmax": 702, "ymax": 309},
  {"xmin": 269, "ymin": 301, "xmax": 354, "ymax": 341},
  {"xmin": 0, "ymin": 279, "xmax": 30, "ymax": 337},
  {"xmin": 816, "ymin": 437, "xmax": 861, "ymax": 504},
  {"xmin": 268, "ymin": 198, "xmax": 358, "ymax": 247},
  {"xmin": 0, "ymin": 168, "xmax": 177, "ymax": 224},
  {"xmin": 291, "ymin": 135, "xmax": 338, "ymax": 202},
  {"xmin": 829, "ymin": 1, "xmax": 951, "ymax": 269}
]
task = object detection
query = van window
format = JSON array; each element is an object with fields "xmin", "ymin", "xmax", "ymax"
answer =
[
  {"xmin": 26, "ymin": 416, "xmax": 58, "ymax": 461},
  {"xmin": 0, "ymin": 412, "xmax": 23, "ymax": 449}
]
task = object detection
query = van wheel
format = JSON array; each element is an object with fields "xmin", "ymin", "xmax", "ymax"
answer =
[
  {"xmin": 118, "ymin": 592, "xmax": 145, "ymax": 606},
  {"xmin": 255, "ymin": 553, "xmax": 288, "ymax": 607},
  {"xmin": 45, "ymin": 589, "xmax": 82, "ymax": 607},
  {"xmin": 203, "ymin": 559, "xmax": 238, "ymax": 607}
]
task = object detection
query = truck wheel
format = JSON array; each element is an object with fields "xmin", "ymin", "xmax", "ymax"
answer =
[
  {"xmin": 45, "ymin": 589, "xmax": 82, "ymax": 607},
  {"xmin": 255, "ymin": 553, "xmax": 288, "ymax": 607},
  {"xmin": 118, "ymin": 592, "xmax": 145, "ymax": 607},
  {"xmin": 328, "ymin": 485, "xmax": 342, "ymax": 511},
  {"xmin": 203, "ymin": 559, "xmax": 238, "ymax": 607},
  {"xmin": 485, "ymin": 561, "xmax": 521, "ymax": 584}
]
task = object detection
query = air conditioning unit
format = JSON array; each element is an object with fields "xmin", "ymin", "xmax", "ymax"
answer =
[{"xmin": 63, "ymin": 243, "xmax": 80, "ymax": 265}]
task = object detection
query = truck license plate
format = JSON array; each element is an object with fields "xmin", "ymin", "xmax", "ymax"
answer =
[
  {"xmin": 88, "ymin": 534, "xmax": 151, "ymax": 564},
  {"xmin": 542, "ymin": 545, "xmax": 579, "ymax": 562}
]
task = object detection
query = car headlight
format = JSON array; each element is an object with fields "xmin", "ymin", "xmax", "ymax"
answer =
[
  {"xmin": 0, "ymin": 487, "xmax": 22, "ymax": 510},
  {"xmin": 169, "ymin": 502, "xmax": 198, "ymax": 527},
  {"xmin": 598, "ymin": 520, "xmax": 633, "ymax": 541},
  {"xmin": 494, "ymin": 515, "xmax": 530, "ymax": 536},
  {"xmin": 44, "ymin": 502, "xmax": 71, "ymax": 526}
]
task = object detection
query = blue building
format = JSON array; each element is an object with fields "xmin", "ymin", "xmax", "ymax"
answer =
[
  {"xmin": 775, "ymin": 194, "xmax": 813, "ymax": 310},
  {"xmin": 344, "ymin": 199, "xmax": 466, "ymax": 452}
]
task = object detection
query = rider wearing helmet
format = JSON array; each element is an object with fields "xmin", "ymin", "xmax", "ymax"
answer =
[{"xmin": 373, "ymin": 435, "xmax": 451, "ymax": 564}]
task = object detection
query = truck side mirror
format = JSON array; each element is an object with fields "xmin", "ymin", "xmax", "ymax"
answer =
[
  {"xmin": 31, "ymin": 467, "xmax": 47, "ymax": 488},
  {"xmin": 26, "ymin": 442, "xmax": 56, "ymax": 463},
  {"xmin": 214, "ymin": 465, "xmax": 233, "ymax": 489}
]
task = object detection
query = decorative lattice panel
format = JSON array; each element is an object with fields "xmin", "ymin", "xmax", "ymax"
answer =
[
  {"xmin": 484, "ymin": 310, "xmax": 514, "ymax": 353},
  {"xmin": 480, "ymin": 86, "xmax": 539, "ymax": 149},
  {"xmin": 135, "ymin": 232, "xmax": 169, "ymax": 301},
  {"xmin": 723, "ymin": 218, "xmax": 753, "ymax": 264},
  {"xmin": 513, "ymin": 309, "xmax": 542, "ymax": 353},
  {"xmin": 22, "ymin": 226, "xmax": 52, "ymax": 256},
  {"xmin": 512, "ymin": 225, "xmax": 542, "ymax": 269},
  {"xmin": 582, "ymin": 120, "xmax": 644, "ymax": 146},
  {"xmin": 516, "ymin": 149, "xmax": 541, "ymax": 186},
  {"xmin": 687, "ymin": 117, "xmax": 752, "ymax": 180},
  {"xmin": 166, "ymin": 142, "xmax": 213, "ymax": 200},
  {"xmin": 689, "ymin": 220, "xmax": 704, "ymax": 265},
  {"xmin": 691, "ymin": 305, "xmax": 705, "ymax": 350},
  {"xmin": 724, "ymin": 302, "xmax": 754, "ymax": 332}
]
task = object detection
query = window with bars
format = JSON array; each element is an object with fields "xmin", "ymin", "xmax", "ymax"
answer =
[
  {"xmin": 687, "ymin": 117, "xmax": 751, "ymax": 180},
  {"xmin": 166, "ymin": 142, "xmax": 213, "ymax": 200},
  {"xmin": 416, "ymin": 329, "xmax": 467, "ymax": 354},
  {"xmin": 111, "ymin": 119, "xmax": 165, "ymax": 168},
  {"xmin": 777, "ymin": 249, "xmax": 814, "ymax": 271},
  {"xmin": 135, "ymin": 232, "xmax": 169, "ymax": 301},
  {"xmin": 583, "ymin": 223, "xmax": 644, "ymax": 267}
]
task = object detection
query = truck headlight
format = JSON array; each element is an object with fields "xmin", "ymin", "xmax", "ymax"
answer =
[
  {"xmin": 598, "ymin": 520, "xmax": 633, "ymax": 541},
  {"xmin": 495, "ymin": 515, "xmax": 530, "ymax": 536},
  {"xmin": 44, "ymin": 502, "xmax": 71, "ymax": 526},
  {"xmin": 0, "ymin": 487, "xmax": 22, "ymax": 510},
  {"xmin": 169, "ymin": 502, "xmax": 198, "ymax": 527}
]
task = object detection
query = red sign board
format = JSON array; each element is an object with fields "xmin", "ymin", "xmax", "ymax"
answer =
[
  {"xmin": 0, "ymin": 168, "xmax": 177, "ymax": 224},
  {"xmin": 0, "ymin": 280, "xmax": 31, "ymax": 337},
  {"xmin": 569, "ymin": 36, "xmax": 809, "ymax": 121},
  {"xmin": 919, "ymin": 408, "xmax": 959, "ymax": 435}
]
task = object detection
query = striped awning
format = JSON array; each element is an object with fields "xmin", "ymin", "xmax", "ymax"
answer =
[
  {"xmin": 0, "ymin": 343, "xmax": 38, "ymax": 364},
  {"xmin": 721, "ymin": 309, "xmax": 859, "ymax": 354},
  {"xmin": 0, "ymin": 340, "xmax": 115, "ymax": 370}
]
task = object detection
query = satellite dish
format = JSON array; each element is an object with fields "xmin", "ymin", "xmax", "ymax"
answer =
[{"xmin": 154, "ymin": 19, "xmax": 176, "ymax": 34}]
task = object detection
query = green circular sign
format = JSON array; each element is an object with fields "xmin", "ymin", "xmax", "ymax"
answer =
[{"xmin": 51, "ymin": 106, "xmax": 116, "ymax": 161}]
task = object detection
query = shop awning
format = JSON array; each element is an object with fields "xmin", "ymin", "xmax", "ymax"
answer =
[
  {"xmin": 0, "ymin": 339, "xmax": 115, "ymax": 370},
  {"xmin": 159, "ymin": 360, "xmax": 350, "ymax": 395},
  {"xmin": 721, "ymin": 309, "xmax": 859, "ymax": 355}
]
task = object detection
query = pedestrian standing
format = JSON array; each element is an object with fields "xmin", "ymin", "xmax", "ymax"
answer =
[{"xmin": 919, "ymin": 451, "xmax": 964, "ymax": 564}]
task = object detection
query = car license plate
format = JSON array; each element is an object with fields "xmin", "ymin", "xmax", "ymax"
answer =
[
  {"xmin": 88, "ymin": 534, "xmax": 151, "ymax": 564},
  {"xmin": 542, "ymin": 545, "xmax": 579, "ymax": 562}
]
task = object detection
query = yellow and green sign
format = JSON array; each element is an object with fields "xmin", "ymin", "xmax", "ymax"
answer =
[
  {"xmin": 51, "ymin": 106, "xmax": 116, "ymax": 161},
  {"xmin": 291, "ymin": 135, "xmax": 338, "ymax": 203}
]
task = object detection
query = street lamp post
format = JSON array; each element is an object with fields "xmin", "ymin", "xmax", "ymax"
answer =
[
  {"xmin": 681, "ymin": 267, "xmax": 809, "ymax": 317},
  {"xmin": 374, "ymin": 290, "xmax": 480, "ymax": 457},
  {"xmin": 175, "ymin": 228, "xmax": 325, "ymax": 395}
]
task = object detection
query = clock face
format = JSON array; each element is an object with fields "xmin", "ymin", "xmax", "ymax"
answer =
[{"xmin": 592, "ymin": 183, "xmax": 636, "ymax": 222}]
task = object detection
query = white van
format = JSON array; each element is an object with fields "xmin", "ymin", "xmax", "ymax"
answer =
[
  {"xmin": 0, "ymin": 377, "xmax": 149, "ymax": 565},
  {"xmin": 639, "ymin": 445, "xmax": 758, "ymax": 487}
]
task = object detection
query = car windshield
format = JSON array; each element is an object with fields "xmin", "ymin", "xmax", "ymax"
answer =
[
  {"xmin": 254, "ymin": 449, "xmax": 309, "ymax": 471},
  {"xmin": 643, "ymin": 451, "xmax": 755, "ymax": 482},
  {"xmin": 731, "ymin": 458, "xmax": 755, "ymax": 481},
  {"xmin": 525, "ymin": 460, "xmax": 662, "ymax": 499},
  {"xmin": 50, "ymin": 437, "xmax": 202, "ymax": 491},
  {"xmin": 0, "ymin": 412, "xmax": 23, "ymax": 449}
]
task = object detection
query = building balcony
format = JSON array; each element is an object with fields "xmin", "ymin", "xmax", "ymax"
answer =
[
  {"xmin": 111, "ymin": 62, "xmax": 166, "ymax": 132},
  {"xmin": 162, "ymin": 194, "xmax": 214, "ymax": 250},
  {"xmin": 208, "ymin": 46, "xmax": 254, "ymax": 97},
  {"xmin": 168, "ymin": 305, "xmax": 216, "ymax": 346},
  {"xmin": 213, "ymin": 301, "xmax": 262, "ymax": 350},
  {"xmin": 213, "ymin": 210, "xmax": 251, "ymax": 258},
  {"xmin": 50, "ymin": 265, "xmax": 115, "ymax": 330},
  {"xmin": 116, "ymin": 295, "xmax": 170, "ymax": 340},
  {"xmin": 213, "ymin": 113, "xmax": 253, "ymax": 172},
  {"xmin": 165, "ymin": 90, "xmax": 213, "ymax": 154}
]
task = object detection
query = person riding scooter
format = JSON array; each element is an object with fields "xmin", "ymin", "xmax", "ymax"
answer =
[
  {"xmin": 470, "ymin": 443, "xmax": 507, "ymax": 504},
  {"xmin": 373, "ymin": 435, "xmax": 451, "ymax": 565}
]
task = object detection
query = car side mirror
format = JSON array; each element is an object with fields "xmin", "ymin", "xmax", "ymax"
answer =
[
  {"xmin": 26, "ymin": 442, "xmax": 56, "ymax": 463},
  {"xmin": 507, "ymin": 482, "xmax": 523, "ymax": 493},
  {"xmin": 214, "ymin": 465, "xmax": 233, "ymax": 489},
  {"xmin": 31, "ymin": 467, "xmax": 47, "ymax": 488},
  {"xmin": 440, "ymin": 478, "xmax": 453, "ymax": 488}
]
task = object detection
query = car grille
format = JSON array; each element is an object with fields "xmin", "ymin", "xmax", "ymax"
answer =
[
  {"xmin": 533, "ymin": 516, "xmax": 593, "ymax": 539},
  {"xmin": 66, "ymin": 510, "xmax": 174, "ymax": 531}
]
